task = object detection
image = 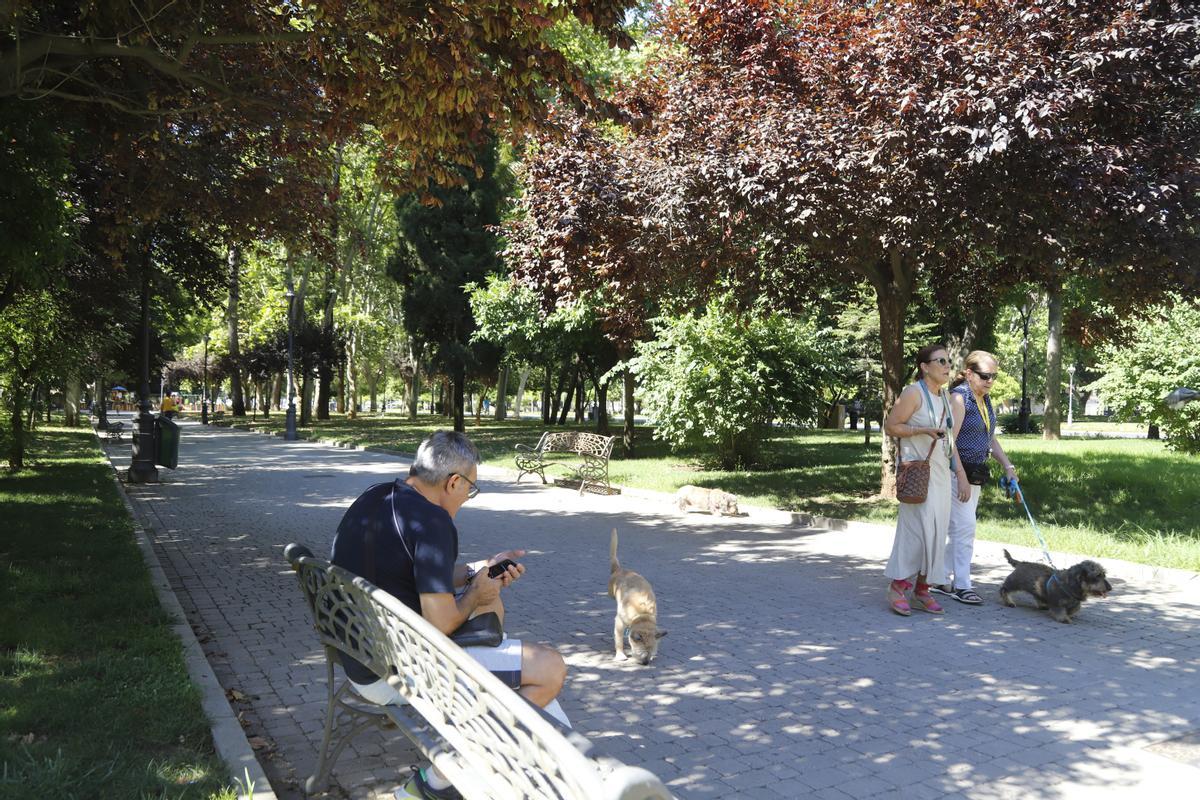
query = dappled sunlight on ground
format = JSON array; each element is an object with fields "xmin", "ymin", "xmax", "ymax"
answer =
[{"xmin": 104, "ymin": 419, "xmax": 1200, "ymax": 799}]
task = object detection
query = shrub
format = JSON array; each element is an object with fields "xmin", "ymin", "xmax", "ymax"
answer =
[
  {"xmin": 996, "ymin": 412, "xmax": 1042, "ymax": 435},
  {"xmin": 630, "ymin": 297, "xmax": 837, "ymax": 469}
]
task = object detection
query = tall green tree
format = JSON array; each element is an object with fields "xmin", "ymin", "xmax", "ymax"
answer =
[{"xmin": 390, "ymin": 139, "xmax": 508, "ymax": 432}]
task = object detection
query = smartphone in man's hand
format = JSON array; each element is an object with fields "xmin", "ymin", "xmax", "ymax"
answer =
[{"xmin": 487, "ymin": 559, "xmax": 519, "ymax": 579}]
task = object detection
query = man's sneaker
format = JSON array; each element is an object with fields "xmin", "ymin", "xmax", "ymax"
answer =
[{"xmin": 397, "ymin": 767, "xmax": 462, "ymax": 800}]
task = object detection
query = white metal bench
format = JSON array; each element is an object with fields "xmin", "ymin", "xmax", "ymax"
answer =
[
  {"xmin": 284, "ymin": 544, "xmax": 672, "ymax": 800},
  {"xmin": 514, "ymin": 431, "xmax": 617, "ymax": 495}
]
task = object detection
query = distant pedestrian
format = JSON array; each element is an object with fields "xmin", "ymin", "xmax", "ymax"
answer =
[
  {"xmin": 931, "ymin": 351, "xmax": 1018, "ymax": 605},
  {"xmin": 883, "ymin": 344, "xmax": 971, "ymax": 616}
]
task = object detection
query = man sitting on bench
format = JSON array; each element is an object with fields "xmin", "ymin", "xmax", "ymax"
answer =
[{"xmin": 331, "ymin": 430, "xmax": 569, "ymax": 800}]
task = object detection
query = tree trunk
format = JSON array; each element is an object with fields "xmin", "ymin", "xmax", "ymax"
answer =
[
  {"xmin": 300, "ymin": 365, "xmax": 313, "ymax": 426},
  {"xmin": 623, "ymin": 367, "xmax": 636, "ymax": 457},
  {"xmin": 271, "ymin": 371, "xmax": 283, "ymax": 411},
  {"xmin": 513, "ymin": 367, "xmax": 530, "ymax": 420},
  {"xmin": 452, "ymin": 366, "xmax": 466, "ymax": 433},
  {"xmin": 871, "ymin": 247, "xmax": 916, "ymax": 499},
  {"xmin": 495, "ymin": 364, "xmax": 509, "ymax": 420},
  {"xmin": 368, "ymin": 366, "xmax": 378, "ymax": 413},
  {"xmin": 1148, "ymin": 423, "xmax": 1161, "ymax": 440},
  {"xmin": 551, "ymin": 359, "xmax": 571, "ymax": 423},
  {"xmin": 574, "ymin": 374, "xmax": 585, "ymax": 423},
  {"xmin": 408, "ymin": 365, "xmax": 419, "ymax": 419},
  {"xmin": 558, "ymin": 361, "xmax": 579, "ymax": 425},
  {"xmin": 1043, "ymin": 283, "xmax": 1063, "ymax": 440},
  {"xmin": 8, "ymin": 361, "xmax": 25, "ymax": 470},
  {"xmin": 259, "ymin": 377, "xmax": 271, "ymax": 417},
  {"xmin": 95, "ymin": 375, "xmax": 109, "ymax": 430},
  {"xmin": 476, "ymin": 386, "xmax": 489, "ymax": 424},
  {"xmin": 65, "ymin": 374, "xmax": 82, "ymax": 427},
  {"xmin": 346, "ymin": 331, "xmax": 358, "ymax": 419},
  {"xmin": 227, "ymin": 246, "xmax": 246, "ymax": 416},
  {"xmin": 542, "ymin": 364, "xmax": 553, "ymax": 425},
  {"xmin": 7, "ymin": 338, "xmax": 28, "ymax": 468},
  {"xmin": 596, "ymin": 380, "xmax": 610, "ymax": 435}
]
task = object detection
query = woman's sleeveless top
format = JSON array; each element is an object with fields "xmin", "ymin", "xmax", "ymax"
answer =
[{"xmin": 953, "ymin": 383, "xmax": 995, "ymax": 463}]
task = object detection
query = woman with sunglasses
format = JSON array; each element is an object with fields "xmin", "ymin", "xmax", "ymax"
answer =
[
  {"xmin": 930, "ymin": 350, "xmax": 1019, "ymax": 605},
  {"xmin": 883, "ymin": 344, "xmax": 972, "ymax": 616}
]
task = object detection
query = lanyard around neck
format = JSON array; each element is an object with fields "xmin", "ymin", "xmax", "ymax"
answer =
[
  {"xmin": 973, "ymin": 392, "xmax": 991, "ymax": 433},
  {"xmin": 918, "ymin": 381, "xmax": 952, "ymax": 459}
]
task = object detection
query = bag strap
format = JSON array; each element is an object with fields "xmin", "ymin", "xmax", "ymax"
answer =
[{"xmin": 916, "ymin": 381, "xmax": 947, "ymax": 463}]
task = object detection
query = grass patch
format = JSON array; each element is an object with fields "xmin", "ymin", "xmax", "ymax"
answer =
[
  {"xmin": 215, "ymin": 412, "xmax": 1200, "ymax": 570},
  {"xmin": 0, "ymin": 426, "xmax": 237, "ymax": 800}
]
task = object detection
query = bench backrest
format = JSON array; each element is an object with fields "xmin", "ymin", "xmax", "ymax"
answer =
[
  {"xmin": 285, "ymin": 546, "xmax": 663, "ymax": 800},
  {"xmin": 540, "ymin": 431, "xmax": 616, "ymax": 458}
]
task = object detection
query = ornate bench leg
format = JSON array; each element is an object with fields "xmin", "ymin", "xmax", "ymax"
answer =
[{"xmin": 305, "ymin": 651, "xmax": 393, "ymax": 796}]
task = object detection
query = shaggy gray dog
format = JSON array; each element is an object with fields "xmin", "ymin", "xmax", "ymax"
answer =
[{"xmin": 999, "ymin": 549, "xmax": 1112, "ymax": 623}]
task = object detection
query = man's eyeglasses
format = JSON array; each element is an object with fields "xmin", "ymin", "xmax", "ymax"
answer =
[
  {"xmin": 453, "ymin": 473, "xmax": 479, "ymax": 500},
  {"xmin": 972, "ymin": 371, "xmax": 997, "ymax": 382},
  {"xmin": 925, "ymin": 357, "xmax": 950, "ymax": 366}
]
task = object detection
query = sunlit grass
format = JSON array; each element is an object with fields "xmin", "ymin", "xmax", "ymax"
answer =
[
  {"xmin": 214, "ymin": 412, "xmax": 1200, "ymax": 569},
  {"xmin": 0, "ymin": 426, "xmax": 239, "ymax": 799}
]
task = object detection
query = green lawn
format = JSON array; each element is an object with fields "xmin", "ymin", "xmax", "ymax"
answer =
[
  {"xmin": 0, "ymin": 426, "xmax": 238, "ymax": 800},
  {"xmin": 215, "ymin": 412, "xmax": 1200, "ymax": 571}
]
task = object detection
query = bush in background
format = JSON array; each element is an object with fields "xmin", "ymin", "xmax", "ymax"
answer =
[{"xmin": 630, "ymin": 297, "xmax": 837, "ymax": 469}]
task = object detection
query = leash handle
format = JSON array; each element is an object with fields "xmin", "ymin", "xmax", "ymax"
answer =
[{"xmin": 1006, "ymin": 477, "xmax": 1057, "ymax": 569}]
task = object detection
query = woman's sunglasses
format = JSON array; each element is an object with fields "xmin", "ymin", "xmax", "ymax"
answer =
[
  {"xmin": 924, "ymin": 357, "xmax": 950, "ymax": 366},
  {"xmin": 972, "ymin": 370, "xmax": 997, "ymax": 381}
]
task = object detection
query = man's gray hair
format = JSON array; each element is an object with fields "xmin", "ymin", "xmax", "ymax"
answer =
[{"xmin": 409, "ymin": 430, "xmax": 480, "ymax": 484}]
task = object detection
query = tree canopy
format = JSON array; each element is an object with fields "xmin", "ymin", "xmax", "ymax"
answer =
[{"xmin": 504, "ymin": 0, "xmax": 1200, "ymax": 490}]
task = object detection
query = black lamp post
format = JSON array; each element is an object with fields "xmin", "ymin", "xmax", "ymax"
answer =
[
  {"xmin": 285, "ymin": 280, "xmax": 298, "ymax": 441},
  {"xmin": 201, "ymin": 331, "xmax": 209, "ymax": 424}
]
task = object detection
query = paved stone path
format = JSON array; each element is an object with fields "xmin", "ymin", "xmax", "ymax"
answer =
[{"xmin": 106, "ymin": 420, "xmax": 1200, "ymax": 799}]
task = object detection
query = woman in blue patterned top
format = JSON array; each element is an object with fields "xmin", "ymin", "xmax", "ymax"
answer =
[{"xmin": 931, "ymin": 351, "xmax": 1019, "ymax": 605}]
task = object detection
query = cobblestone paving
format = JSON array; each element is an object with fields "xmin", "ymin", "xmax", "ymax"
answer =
[{"xmin": 107, "ymin": 420, "xmax": 1200, "ymax": 799}]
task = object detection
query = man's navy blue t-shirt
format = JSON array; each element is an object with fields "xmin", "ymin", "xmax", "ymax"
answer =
[{"xmin": 330, "ymin": 480, "xmax": 458, "ymax": 684}]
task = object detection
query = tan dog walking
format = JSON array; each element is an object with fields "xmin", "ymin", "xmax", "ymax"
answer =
[{"xmin": 608, "ymin": 530, "xmax": 666, "ymax": 665}]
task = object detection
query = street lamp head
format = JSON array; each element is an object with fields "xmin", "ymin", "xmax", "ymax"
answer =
[{"xmin": 1067, "ymin": 364, "xmax": 1076, "ymax": 375}]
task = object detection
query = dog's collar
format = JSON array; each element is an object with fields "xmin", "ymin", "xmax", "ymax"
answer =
[{"xmin": 1047, "ymin": 573, "xmax": 1082, "ymax": 601}]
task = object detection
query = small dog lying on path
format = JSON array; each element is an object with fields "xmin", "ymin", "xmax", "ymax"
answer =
[
  {"xmin": 999, "ymin": 549, "xmax": 1112, "ymax": 623},
  {"xmin": 676, "ymin": 485, "xmax": 739, "ymax": 516},
  {"xmin": 608, "ymin": 530, "xmax": 666, "ymax": 665}
]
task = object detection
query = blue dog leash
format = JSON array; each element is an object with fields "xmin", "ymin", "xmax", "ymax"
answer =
[{"xmin": 999, "ymin": 476, "xmax": 1057, "ymax": 569}]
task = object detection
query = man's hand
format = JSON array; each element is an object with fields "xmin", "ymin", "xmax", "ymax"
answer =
[
  {"xmin": 466, "ymin": 571, "xmax": 503, "ymax": 606},
  {"xmin": 487, "ymin": 550, "xmax": 526, "ymax": 587}
]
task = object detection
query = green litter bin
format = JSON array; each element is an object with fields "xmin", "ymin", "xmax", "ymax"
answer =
[{"xmin": 154, "ymin": 415, "xmax": 180, "ymax": 469}]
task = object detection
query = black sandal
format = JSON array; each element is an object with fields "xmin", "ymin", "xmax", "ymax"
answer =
[{"xmin": 951, "ymin": 587, "xmax": 984, "ymax": 605}]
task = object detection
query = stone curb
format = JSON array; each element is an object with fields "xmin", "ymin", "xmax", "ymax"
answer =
[
  {"xmin": 215, "ymin": 421, "xmax": 1200, "ymax": 593},
  {"xmin": 97, "ymin": 432, "xmax": 277, "ymax": 800}
]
